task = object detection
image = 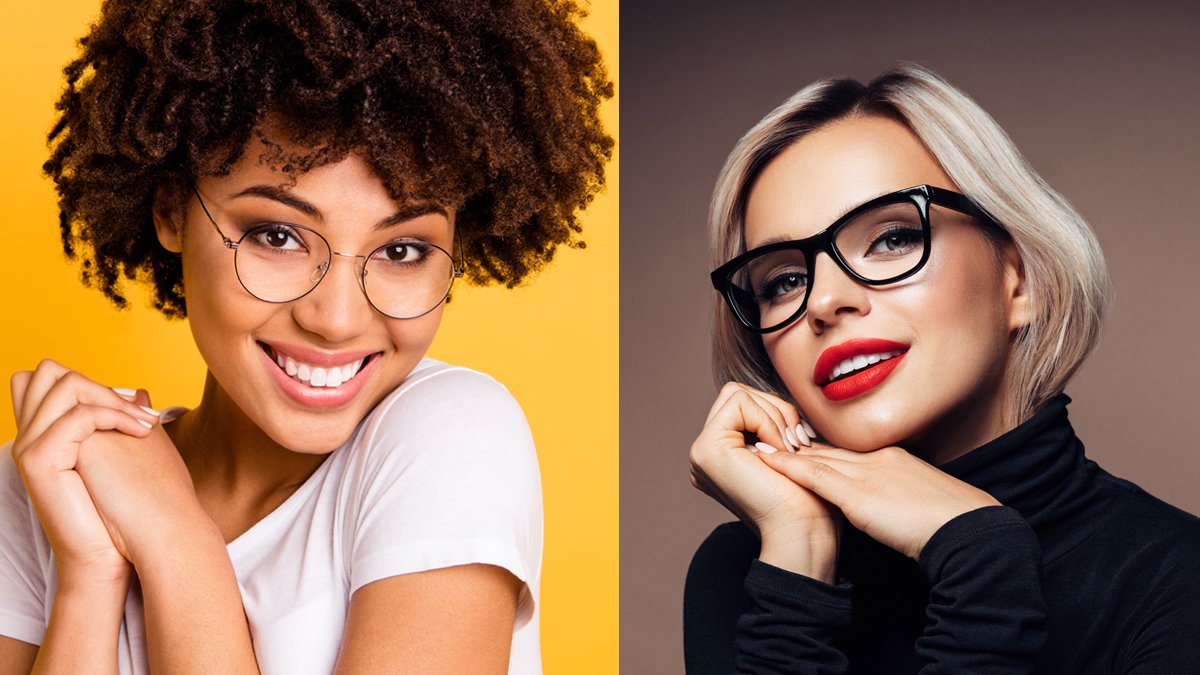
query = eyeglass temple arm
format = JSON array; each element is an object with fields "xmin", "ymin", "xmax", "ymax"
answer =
[
  {"xmin": 926, "ymin": 186, "xmax": 1004, "ymax": 231},
  {"xmin": 191, "ymin": 186, "xmax": 239, "ymax": 249}
]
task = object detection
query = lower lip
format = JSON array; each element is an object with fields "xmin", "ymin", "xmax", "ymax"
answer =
[
  {"xmin": 819, "ymin": 352, "xmax": 907, "ymax": 402},
  {"xmin": 259, "ymin": 347, "xmax": 377, "ymax": 409}
]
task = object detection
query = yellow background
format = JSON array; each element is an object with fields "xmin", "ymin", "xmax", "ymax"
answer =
[{"xmin": 0, "ymin": 2, "xmax": 617, "ymax": 672}]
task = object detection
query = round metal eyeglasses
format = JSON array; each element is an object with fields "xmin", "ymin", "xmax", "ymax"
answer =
[
  {"xmin": 710, "ymin": 185, "xmax": 1004, "ymax": 333},
  {"xmin": 193, "ymin": 188, "xmax": 463, "ymax": 319}
]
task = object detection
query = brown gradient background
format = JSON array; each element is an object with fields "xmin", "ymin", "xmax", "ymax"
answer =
[{"xmin": 620, "ymin": 1, "xmax": 1200, "ymax": 672}]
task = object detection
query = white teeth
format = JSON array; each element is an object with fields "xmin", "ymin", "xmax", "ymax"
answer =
[
  {"xmin": 829, "ymin": 350, "xmax": 904, "ymax": 382},
  {"xmin": 326, "ymin": 368, "xmax": 344, "ymax": 388},
  {"xmin": 267, "ymin": 347, "xmax": 367, "ymax": 389}
]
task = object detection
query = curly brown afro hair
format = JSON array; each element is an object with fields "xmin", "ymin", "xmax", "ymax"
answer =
[{"xmin": 45, "ymin": 0, "xmax": 613, "ymax": 318}]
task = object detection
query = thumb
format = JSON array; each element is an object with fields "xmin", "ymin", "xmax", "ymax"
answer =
[{"xmin": 132, "ymin": 388, "xmax": 153, "ymax": 409}]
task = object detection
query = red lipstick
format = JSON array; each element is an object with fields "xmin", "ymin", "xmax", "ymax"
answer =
[{"xmin": 813, "ymin": 338, "xmax": 909, "ymax": 402}]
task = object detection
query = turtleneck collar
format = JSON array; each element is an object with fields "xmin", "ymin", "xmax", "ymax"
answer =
[{"xmin": 939, "ymin": 394, "xmax": 1102, "ymax": 540}]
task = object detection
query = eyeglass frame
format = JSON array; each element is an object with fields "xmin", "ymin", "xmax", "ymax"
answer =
[
  {"xmin": 710, "ymin": 184, "xmax": 1005, "ymax": 334},
  {"xmin": 191, "ymin": 186, "xmax": 465, "ymax": 319}
]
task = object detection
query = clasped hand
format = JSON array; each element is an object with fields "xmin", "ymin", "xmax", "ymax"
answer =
[
  {"xmin": 10, "ymin": 360, "xmax": 200, "ymax": 584},
  {"xmin": 690, "ymin": 382, "xmax": 998, "ymax": 575}
]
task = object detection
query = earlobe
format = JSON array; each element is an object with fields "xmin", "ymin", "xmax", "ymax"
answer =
[
  {"xmin": 151, "ymin": 187, "xmax": 183, "ymax": 253},
  {"xmin": 1002, "ymin": 242, "xmax": 1031, "ymax": 332}
]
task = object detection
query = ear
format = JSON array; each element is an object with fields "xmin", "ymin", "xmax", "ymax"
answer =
[
  {"xmin": 151, "ymin": 186, "xmax": 184, "ymax": 253},
  {"xmin": 1000, "ymin": 240, "xmax": 1031, "ymax": 332}
]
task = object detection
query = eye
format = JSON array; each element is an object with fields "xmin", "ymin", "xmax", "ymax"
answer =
[
  {"xmin": 371, "ymin": 241, "xmax": 431, "ymax": 266},
  {"xmin": 244, "ymin": 224, "xmax": 307, "ymax": 253},
  {"xmin": 866, "ymin": 225, "xmax": 922, "ymax": 256},
  {"xmin": 756, "ymin": 270, "xmax": 808, "ymax": 304}
]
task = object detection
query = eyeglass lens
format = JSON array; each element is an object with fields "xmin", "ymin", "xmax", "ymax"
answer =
[
  {"xmin": 729, "ymin": 200, "xmax": 926, "ymax": 330},
  {"xmin": 233, "ymin": 224, "xmax": 455, "ymax": 318}
]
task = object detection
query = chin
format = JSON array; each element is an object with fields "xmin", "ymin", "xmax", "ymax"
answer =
[
  {"xmin": 806, "ymin": 395, "xmax": 922, "ymax": 452},
  {"xmin": 261, "ymin": 415, "xmax": 359, "ymax": 455}
]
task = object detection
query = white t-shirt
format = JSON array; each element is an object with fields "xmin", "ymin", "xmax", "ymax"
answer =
[{"xmin": 0, "ymin": 359, "xmax": 543, "ymax": 674}]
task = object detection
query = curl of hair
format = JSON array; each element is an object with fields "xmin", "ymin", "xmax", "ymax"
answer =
[
  {"xmin": 45, "ymin": 0, "xmax": 614, "ymax": 318},
  {"xmin": 710, "ymin": 64, "xmax": 1109, "ymax": 427}
]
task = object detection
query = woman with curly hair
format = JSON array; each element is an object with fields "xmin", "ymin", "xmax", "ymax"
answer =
[{"xmin": 0, "ymin": 0, "xmax": 611, "ymax": 673}]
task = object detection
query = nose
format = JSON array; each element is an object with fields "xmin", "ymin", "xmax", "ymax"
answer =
[
  {"xmin": 804, "ymin": 252, "xmax": 871, "ymax": 333},
  {"xmin": 290, "ymin": 252, "xmax": 375, "ymax": 343}
]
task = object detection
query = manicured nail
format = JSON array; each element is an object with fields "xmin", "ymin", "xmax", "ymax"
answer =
[
  {"xmin": 794, "ymin": 424, "xmax": 812, "ymax": 447},
  {"xmin": 754, "ymin": 442, "xmax": 779, "ymax": 455},
  {"xmin": 137, "ymin": 418, "xmax": 154, "ymax": 429},
  {"xmin": 139, "ymin": 405, "xmax": 161, "ymax": 417},
  {"xmin": 800, "ymin": 418, "xmax": 816, "ymax": 438},
  {"xmin": 113, "ymin": 387, "xmax": 137, "ymax": 398},
  {"xmin": 784, "ymin": 427, "xmax": 799, "ymax": 450}
]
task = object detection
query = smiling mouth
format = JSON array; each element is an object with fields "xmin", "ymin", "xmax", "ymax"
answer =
[
  {"xmin": 823, "ymin": 349, "xmax": 906, "ymax": 385},
  {"xmin": 257, "ymin": 342, "xmax": 379, "ymax": 389}
]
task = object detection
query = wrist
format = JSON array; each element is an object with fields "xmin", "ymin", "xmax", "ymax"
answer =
[{"xmin": 758, "ymin": 522, "xmax": 840, "ymax": 582}]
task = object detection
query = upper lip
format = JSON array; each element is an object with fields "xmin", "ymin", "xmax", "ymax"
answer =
[
  {"xmin": 258, "ymin": 340, "xmax": 381, "ymax": 368},
  {"xmin": 813, "ymin": 338, "xmax": 910, "ymax": 385}
]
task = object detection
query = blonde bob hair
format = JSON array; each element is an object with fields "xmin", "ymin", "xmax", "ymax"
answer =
[{"xmin": 711, "ymin": 64, "xmax": 1109, "ymax": 428}]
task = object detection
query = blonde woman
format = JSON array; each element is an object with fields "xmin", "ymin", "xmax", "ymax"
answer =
[{"xmin": 686, "ymin": 65, "xmax": 1200, "ymax": 673}]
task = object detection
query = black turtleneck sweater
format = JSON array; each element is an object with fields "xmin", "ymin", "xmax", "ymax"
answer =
[{"xmin": 684, "ymin": 396, "xmax": 1200, "ymax": 673}]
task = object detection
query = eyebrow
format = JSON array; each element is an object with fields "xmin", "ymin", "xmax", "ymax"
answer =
[
  {"xmin": 230, "ymin": 185, "xmax": 448, "ymax": 229},
  {"xmin": 746, "ymin": 189, "xmax": 898, "ymax": 249}
]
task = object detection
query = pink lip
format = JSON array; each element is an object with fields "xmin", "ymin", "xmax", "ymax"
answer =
[
  {"xmin": 258, "ymin": 340, "xmax": 379, "ymax": 368},
  {"xmin": 257, "ymin": 341, "xmax": 381, "ymax": 409}
]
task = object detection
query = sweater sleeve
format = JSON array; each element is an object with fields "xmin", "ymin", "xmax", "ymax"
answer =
[
  {"xmin": 684, "ymin": 522, "xmax": 852, "ymax": 675},
  {"xmin": 1117, "ymin": 534, "xmax": 1200, "ymax": 672},
  {"xmin": 915, "ymin": 505, "xmax": 1047, "ymax": 673}
]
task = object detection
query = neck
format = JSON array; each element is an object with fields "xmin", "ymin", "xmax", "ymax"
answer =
[
  {"xmin": 165, "ymin": 371, "xmax": 329, "ymax": 531},
  {"xmin": 907, "ymin": 387, "xmax": 1011, "ymax": 467}
]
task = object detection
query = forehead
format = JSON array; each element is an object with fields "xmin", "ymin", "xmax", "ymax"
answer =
[{"xmin": 743, "ymin": 115, "xmax": 957, "ymax": 248}]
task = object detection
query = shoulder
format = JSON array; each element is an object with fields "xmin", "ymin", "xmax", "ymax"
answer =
[
  {"xmin": 363, "ymin": 359, "xmax": 528, "ymax": 440},
  {"xmin": 1091, "ymin": 470, "xmax": 1200, "ymax": 554},
  {"xmin": 346, "ymin": 359, "xmax": 534, "ymax": 466}
]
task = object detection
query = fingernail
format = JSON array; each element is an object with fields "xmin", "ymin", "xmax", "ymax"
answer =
[
  {"xmin": 137, "ymin": 418, "xmax": 154, "ymax": 429},
  {"xmin": 800, "ymin": 418, "xmax": 816, "ymax": 438},
  {"xmin": 795, "ymin": 424, "xmax": 812, "ymax": 447},
  {"xmin": 754, "ymin": 442, "xmax": 779, "ymax": 455},
  {"xmin": 784, "ymin": 427, "xmax": 799, "ymax": 450},
  {"xmin": 139, "ymin": 405, "xmax": 161, "ymax": 417},
  {"xmin": 113, "ymin": 387, "xmax": 137, "ymax": 398}
]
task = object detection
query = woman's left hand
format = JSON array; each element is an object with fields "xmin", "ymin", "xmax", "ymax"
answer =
[{"xmin": 756, "ymin": 443, "xmax": 1000, "ymax": 560}]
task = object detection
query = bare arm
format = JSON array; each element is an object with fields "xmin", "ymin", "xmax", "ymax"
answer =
[
  {"xmin": 334, "ymin": 564, "xmax": 521, "ymax": 674},
  {"xmin": 0, "ymin": 638, "xmax": 37, "ymax": 675}
]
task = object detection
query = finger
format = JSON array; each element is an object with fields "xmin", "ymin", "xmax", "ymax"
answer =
[
  {"xmin": 707, "ymin": 390, "xmax": 793, "ymax": 455},
  {"xmin": 18, "ymin": 359, "xmax": 71, "ymax": 432},
  {"xmin": 757, "ymin": 451, "xmax": 854, "ymax": 508},
  {"xmin": 795, "ymin": 445, "xmax": 868, "ymax": 463},
  {"xmin": 741, "ymin": 389, "xmax": 803, "ymax": 450},
  {"xmin": 10, "ymin": 371, "xmax": 32, "ymax": 426},
  {"xmin": 21, "ymin": 372, "xmax": 159, "ymax": 444},
  {"xmin": 799, "ymin": 417, "xmax": 817, "ymax": 439},
  {"xmin": 15, "ymin": 403, "xmax": 154, "ymax": 470},
  {"xmin": 131, "ymin": 388, "xmax": 153, "ymax": 410}
]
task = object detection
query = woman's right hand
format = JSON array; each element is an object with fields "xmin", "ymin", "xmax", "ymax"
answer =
[
  {"xmin": 689, "ymin": 382, "xmax": 841, "ymax": 582},
  {"xmin": 9, "ymin": 360, "xmax": 160, "ymax": 587}
]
